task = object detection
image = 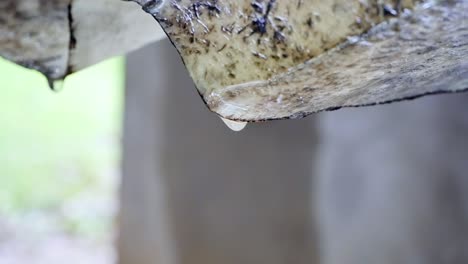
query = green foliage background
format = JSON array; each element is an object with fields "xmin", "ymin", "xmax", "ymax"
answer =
[{"xmin": 0, "ymin": 57, "xmax": 124, "ymax": 236}]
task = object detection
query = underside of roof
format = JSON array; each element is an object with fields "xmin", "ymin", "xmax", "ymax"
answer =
[{"xmin": 1, "ymin": 0, "xmax": 467, "ymax": 121}]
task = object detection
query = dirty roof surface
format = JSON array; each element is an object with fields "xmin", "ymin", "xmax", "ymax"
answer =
[
  {"xmin": 0, "ymin": 0, "xmax": 164, "ymax": 82},
  {"xmin": 137, "ymin": 0, "xmax": 467, "ymax": 121},
  {"xmin": 1, "ymin": 0, "xmax": 466, "ymax": 122}
]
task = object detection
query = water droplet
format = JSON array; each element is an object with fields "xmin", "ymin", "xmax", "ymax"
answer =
[
  {"xmin": 347, "ymin": 36, "xmax": 360, "ymax": 45},
  {"xmin": 47, "ymin": 77, "xmax": 65, "ymax": 92},
  {"xmin": 276, "ymin": 94, "xmax": 284, "ymax": 104},
  {"xmin": 143, "ymin": 0, "xmax": 166, "ymax": 13},
  {"xmin": 221, "ymin": 118, "xmax": 247, "ymax": 132}
]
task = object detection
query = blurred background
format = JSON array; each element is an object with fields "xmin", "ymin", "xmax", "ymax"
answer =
[
  {"xmin": 1, "ymin": 39, "xmax": 467, "ymax": 264},
  {"xmin": 0, "ymin": 57, "xmax": 124, "ymax": 263}
]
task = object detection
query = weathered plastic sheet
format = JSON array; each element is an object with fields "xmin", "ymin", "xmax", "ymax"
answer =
[
  {"xmin": 1, "ymin": 0, "xmax": 466, "ymax": 122},
  {"xmin": 136, "ymin": 0, "xmax": 468, "ymax": 121},
  {"xmin": 0, "ymin": 0, "xmax": 71, "ymax": 80},
  {"xmin": 0, "ymin": 0, "xmax": 165, "ymax": 81}
]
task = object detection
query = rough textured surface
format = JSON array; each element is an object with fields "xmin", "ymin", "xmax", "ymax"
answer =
[
  {"xmin": 206, "ymin": 0, "xmax": 468, "ymax": 121},
  {"xmin": 135, "ymin": 0, "xmax": 467, "ymax": 121},
  {"xmin": 0, "ymin": 0, "xmax": 165, "ymax": 80},
  {"xmin": 0, "ymin": 0, "xmax": 71, "ymax": 79},
  {"xmin": 135, "ymin": 0, "xmax": 414, "ymax": 95},
  {"xmin": 1, "ymin": 0, "xmax": 466, "ymax": 122}
]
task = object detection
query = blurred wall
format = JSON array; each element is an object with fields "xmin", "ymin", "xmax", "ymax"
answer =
[
  {"xmin": 316, "ymin": 94, "xmax": 468, "ymax": 264},
  {"xmin": 119, "ymin": 40, "xmax": 468, "ymax": 264},
  {"xmin": 118, "ymin": 40, "xmax": 318, "ymax": 264}
]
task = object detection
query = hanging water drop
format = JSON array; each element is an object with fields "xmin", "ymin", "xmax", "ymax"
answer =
[
  {"xmin": 46, "ymin": 77, "xmax": 65, "ymax": 92},
  {"xmin": 221, "ymin": 118, "xmax": 247, "ymax": 132}
]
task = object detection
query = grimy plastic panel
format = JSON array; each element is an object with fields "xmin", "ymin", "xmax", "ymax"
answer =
[
  {"xmin": 1, "ymin": 0, "xmax": 466, "ymax": 121},
  {"xmin": 0, "ymin": 0, "xmax": 165, "ymax": 81},
  {"xmin": 135, "ymin": 0, "xmax": 468, "ymax": 121}
]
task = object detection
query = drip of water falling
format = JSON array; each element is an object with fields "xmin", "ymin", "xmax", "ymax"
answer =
[
  {"xmin": 221, "ymin": 117, "xmax": 248, "ymax": 132},
  {"xmin": 47, "ymin": 77, "xmax": 65, "ymax": 92}
]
